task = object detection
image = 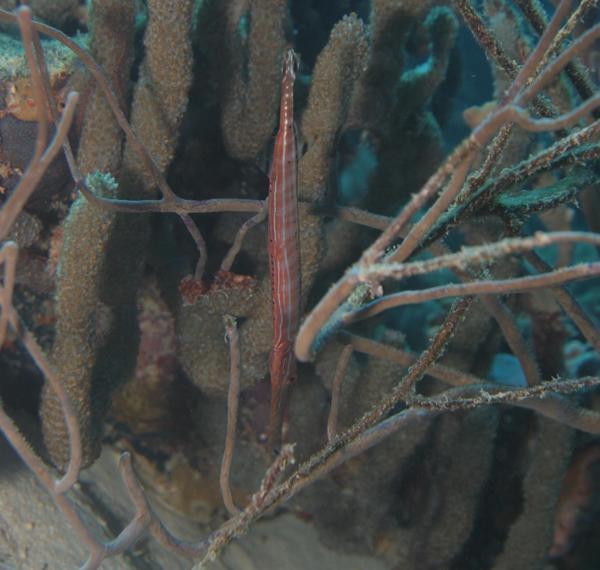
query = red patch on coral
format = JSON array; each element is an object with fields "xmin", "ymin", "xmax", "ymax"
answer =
[
  {"xmin": 179, "ymin": 275, "xmax": 209, "ymax": 304},
  {"xmin": 212, "ymin": 270, "xmax": 257, "ymax": 289},
  {"xmin": 179, "ymin": 270, "xmax": 257, "ymax": 305}
]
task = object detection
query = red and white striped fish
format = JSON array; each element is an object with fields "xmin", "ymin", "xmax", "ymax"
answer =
[{"xmin": 267, "ymin": 49, "xmax": 301, "ymax": 447}]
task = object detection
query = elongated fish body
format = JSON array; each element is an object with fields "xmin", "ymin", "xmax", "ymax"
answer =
[{"xmin": 267, "ymin": 49, "xmax": 301, "ymax": 447}]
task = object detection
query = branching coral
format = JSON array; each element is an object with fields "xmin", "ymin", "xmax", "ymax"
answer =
[
  {"xmin": 218, "ymin": 0, "xmax": 289, "ymax": 162},
  {"xmin": 42, "ymin": 0, "xmax": 136, "ymax": 469},
  {"xmin": 177, "ymin": 9, "xmax": 368, "ymax": 398},
  {"xmin": 42, "ymin": 0, "xmax": 195, "ymax": 468},
  {"xmin": 0, "ymin": 1, "xmax": 599, "ymax": 569}
]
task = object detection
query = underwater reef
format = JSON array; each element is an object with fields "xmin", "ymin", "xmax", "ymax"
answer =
[{"xmin": 0, "ymin": 0, "xmax": 599, "ymax": 568}]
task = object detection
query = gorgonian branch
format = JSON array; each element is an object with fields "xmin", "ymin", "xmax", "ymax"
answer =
[{"xmin": 295, "ymin": 0, "xmax": 600, "ymax": 362}]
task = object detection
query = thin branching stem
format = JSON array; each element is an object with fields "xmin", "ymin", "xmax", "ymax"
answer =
[
  {"xmin": 359, "ymin": 231, "xmax": 600, "ymax": 282},
  {"xmin": 327, "ymin": 345, "xmax": 353, "ymax": 441},
  {"xmin": 524, "ymin": 251, "xmax": 600, "ymax": 351},
  {"xmin": 0, "ymin": 242, "xmax": 17, "ymax": 346},
  {"xmin": 221, "ymin": 207, "xmax": 267, "ymax": 272},
  {"xmin": 428, "ymin": 241, "xmax": 541, "ymax": 386},
  {"xmin": 221, "ymin": 316, "xmax": 241, "ymax": 516},
  {"xmin": 346, "ymin": 262, "xmax": 600, "ymax": 324}
]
